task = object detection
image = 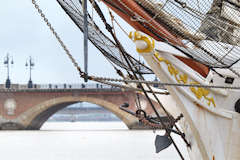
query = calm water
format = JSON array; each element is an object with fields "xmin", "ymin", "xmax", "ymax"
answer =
[{"xmin": 0, "ymin": 122, "xmax": 190, "ymax": 160}]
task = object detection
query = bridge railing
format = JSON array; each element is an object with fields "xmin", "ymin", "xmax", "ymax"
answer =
[
  {"xmin": 36, "ymin": 83, "xmax": 114, "ymax": 89},
  {"xmin": 0, "ymin": 83, "xmax": 118, "ymax": 90}
]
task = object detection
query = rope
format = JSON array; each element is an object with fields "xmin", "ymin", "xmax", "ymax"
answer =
[
  {"xmin": 31, "ymin": 1, "xmax": 240, "ymax": 158},
  {"xmin": 31, "ymin": 2, "xmax": 188, "ymax": 157},
  {"xmin": 101, "ymin": 11, "xmax": 188, "ymax": 158},
  {"xmin": 111, "ymin": 12, "xmax": 129, "ymax": 38},
  {"xmin": 31, "ymin": 0, "xmax": 84, "ymax": 76},
  {"xmin": 31, "ymin": 0, "xmax": 167, "ymax": 92},
  {"xmin": 31, "ymin": 0, "xmax": 240, "ymax": 90},
  {"xmin": 115, "ymin": 0, "xmax": 240, "ymax": 77},
  {"xmin": 94, "ymin": 79, "xmax": 169, "ymax": 94},
  {"xmin": 90, "ymin": 76, "xmax": 240, "ymax": 89}
]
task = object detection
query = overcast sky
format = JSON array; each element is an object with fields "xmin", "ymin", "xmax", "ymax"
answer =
[{"xmin": 0, "ymin": 0, "xmax": 138, "ymax": 85}]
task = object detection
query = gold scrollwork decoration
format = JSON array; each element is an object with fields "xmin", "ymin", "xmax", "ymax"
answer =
[
  {"xmin": 129, "ymin": 31, "xmax": 155, "ymax": 53},
  {"xmin": 154, "ymin": 53, "xmax": 216, "ymax": 107}
]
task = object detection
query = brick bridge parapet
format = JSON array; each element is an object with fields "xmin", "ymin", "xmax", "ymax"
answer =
[{"xmin": 0, "ymin": 87, "xmax": 162, "ymax": 130}]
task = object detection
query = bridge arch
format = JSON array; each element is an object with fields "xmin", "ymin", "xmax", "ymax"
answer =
[{"xmin": 16, "ymin": 96, "xmax": 138, "ymax": 130}]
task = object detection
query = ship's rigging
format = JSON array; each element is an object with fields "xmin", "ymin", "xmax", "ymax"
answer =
[
  {"xmin": 47, "ymin": 0, "xmax": 240, "ymax": 88},
  {"xmin": 101, "ymin": 0, "xmax": 240, "ymax": 76},
  {"xmin": 57, "ymin": 0, "xmax": 153, "ymax": 75},
  {"xmin": 31, "ymin": 0, "xmax": 240, "ymax": 159},
  {"xmin": 31, "ymin": 0, "xmax": 191, "ymax": 159}
]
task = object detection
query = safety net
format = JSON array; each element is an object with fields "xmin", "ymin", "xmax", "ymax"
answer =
[
  {"xmin": 57, "ymin": 0, "xmax": 153, "ymax": 74},
  {"xmin": 102, "ymin": 0, "xmax": 240, "ymax": 70}
]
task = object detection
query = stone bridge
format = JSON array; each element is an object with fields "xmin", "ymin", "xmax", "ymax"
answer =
[{"xmin": 0, "ymin": 84, "xmax": 162, "ymax": 130}]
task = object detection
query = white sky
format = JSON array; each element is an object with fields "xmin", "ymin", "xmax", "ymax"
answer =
[{"xmin": 0, "ymin": 0, "xmax": 138, "ymax": 85}]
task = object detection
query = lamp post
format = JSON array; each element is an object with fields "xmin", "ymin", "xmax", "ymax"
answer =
[
  {"xmin": 83, "ymin": 0, "xmax": 88, "ymax": 82},
  {"xmin": 4, "ymin": 53, "xmax": 14, "ymax": 89},
  {"xmin": 25, "ymin": 56, "xmax": 34, "ymax": 88},
  {"xmin": 153, "ymin": 76, "xmax": 159, "ymax": 88}
]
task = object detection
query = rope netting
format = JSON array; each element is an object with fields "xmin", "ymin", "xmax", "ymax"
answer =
[
  {"xmin": 103, "ymin": 0, "xmax": 240, "ymax": 70},
  {"xmin": 57, "ymin": 0, "xmax": 153, "ymax": 74},
  {"xmin": 137, "ymin": 0, "xmax": 240, "ymax": 68}
]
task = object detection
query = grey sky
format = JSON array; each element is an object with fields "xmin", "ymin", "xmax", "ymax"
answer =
[{"xmin": 0, "ymin": 0, "xmax": 137, "ymax": 85}]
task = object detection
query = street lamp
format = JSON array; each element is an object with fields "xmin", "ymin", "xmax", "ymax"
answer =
[
  {"xmin": 25, "ymin": 56, "xmax": 35, "ymax": 88},
  {"xmin": 153, "ymin": 76, "xmax": 159, "ymax": 88},
  {"xmin": 4, "ymin": 53, "xmax": 14, "ymax": 89}
]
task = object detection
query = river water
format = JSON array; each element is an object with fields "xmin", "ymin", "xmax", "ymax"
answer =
[{"xmin": 0, "ymin": 122, "xmax": 190, "ymax": 160}]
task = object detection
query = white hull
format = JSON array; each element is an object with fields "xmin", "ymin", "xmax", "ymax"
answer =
[{"xmin": 131, "ymin": 31, "xmax": 240, "ymax": 160}]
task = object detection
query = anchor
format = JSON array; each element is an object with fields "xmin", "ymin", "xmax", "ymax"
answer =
[
  {"xmin": 119, "ymin": 104, "xmax": 186, "ymax": 153},
  {"xmin": 155, "ymin": 134, "xmax": 172, "ymax": 153}
]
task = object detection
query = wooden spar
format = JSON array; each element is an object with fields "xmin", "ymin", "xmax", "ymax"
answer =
[
  {"xmin": 102, "ymin": 1, "xmax": 158, "ymax": 38},
  {"xmin": 120, "ymin": 0, "xmax": 185, "ymax": 46},
  {"xmin": 102, "ymin": 0, "xmax": 184, "ymax": 47},
  {"xmin": 102, "ymin": 0, "xmax": 210, "ymax": 77}
]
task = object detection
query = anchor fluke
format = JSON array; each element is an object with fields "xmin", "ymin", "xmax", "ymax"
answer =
[{"xmin": 155, "ymin": 135, "xmax": 172, "ymax": 153}]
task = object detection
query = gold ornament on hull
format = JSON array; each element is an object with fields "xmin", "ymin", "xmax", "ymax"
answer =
[
  {"xmin": 129, "ymin": 31, "xmax": 155, "ymax": 53},
  {"xmin": 154, "ymin": 52, "xmax": 216, "ymax": 107},
  {"xmin": 130, "ymin": 31, "xmax": 216, "ymax": 107}
]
